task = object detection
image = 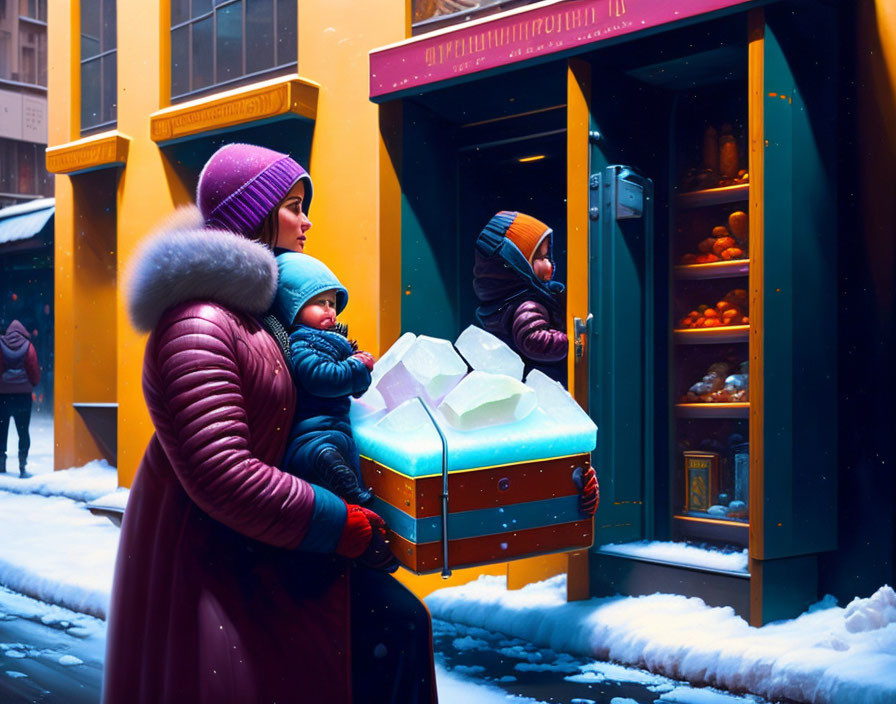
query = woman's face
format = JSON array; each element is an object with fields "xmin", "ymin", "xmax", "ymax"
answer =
[{"xmin": 276, "ymin": 180, "xmax": 312, "ymax": 251}]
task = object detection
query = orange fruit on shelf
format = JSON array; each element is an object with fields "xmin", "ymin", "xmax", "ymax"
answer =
[
  {"xmin": 720, "ymin": 247, "xmax": 744, "ymax": 260},
  {"xmin": 713, "ymin": 236, "xmax": 736, "ymax": 255},
  {"xmin": 728, "ymin": 211, "xmax": 748, "ymax": 241}
]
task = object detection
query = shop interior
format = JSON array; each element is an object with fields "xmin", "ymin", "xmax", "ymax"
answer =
[{"xmin": 394, "ymin": 12, "xmax": 756, "ymax": 552}]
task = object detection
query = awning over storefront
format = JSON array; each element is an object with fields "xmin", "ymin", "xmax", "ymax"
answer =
[
  {"xmin": 0, "ymin": 198, "xmax": 55, "ymax": 248},
  {"xmin": 369, "ymin": 0, "xmax": 759, "ymax": 101}
]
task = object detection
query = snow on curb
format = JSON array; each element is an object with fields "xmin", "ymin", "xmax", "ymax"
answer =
[
  {"xmin": 425, "ymin": 575, "xmax": 896, "ymax": 704},
  {"xmin": 599, "ymin": 541, "xmax": 748, "ymax": 573},
  {"xmin": 0, "ymin": 489, "xmax": 118, "ymax": 619},
  {"xmin": 0, "ymin": 460, "xmax": 118, "ymax": 502}
]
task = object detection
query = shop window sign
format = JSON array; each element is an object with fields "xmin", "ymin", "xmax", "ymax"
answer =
[{"xmin": 170, "ymin": 0, "xmax": 297, "ymax": 103}]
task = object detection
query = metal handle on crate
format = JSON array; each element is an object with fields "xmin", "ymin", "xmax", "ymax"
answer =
[{"xmin": 417, "ymin": 397, "xmax": 451, "ymax": 578}]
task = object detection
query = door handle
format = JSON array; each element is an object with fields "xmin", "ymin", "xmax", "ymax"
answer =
[{"xmin": 573, "ymin": 314, "xmax": 593, "ymax": 359}]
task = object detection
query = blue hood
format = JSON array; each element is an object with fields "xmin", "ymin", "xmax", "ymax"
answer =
[{"xmin": 273, "ymin": 252, "xmax": 348, "ymax": 326}]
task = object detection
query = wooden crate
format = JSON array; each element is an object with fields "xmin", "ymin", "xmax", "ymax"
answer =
[{"xmin": 360, "ymin": 453, "xmax": 594, "ymax": 574}]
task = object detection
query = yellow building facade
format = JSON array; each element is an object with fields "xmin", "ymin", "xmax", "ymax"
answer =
[
  {"xmin": 44, "ymin": 0, "xmax": 568, "ymax": 597},
  {"xmin": 45, "ymin": 0, "xmax": 896, "ymax": 606}
]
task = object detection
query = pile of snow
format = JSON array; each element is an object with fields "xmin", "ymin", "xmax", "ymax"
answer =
[
  {"xmin": 600, "ymin": 541, "xmax": 749, "ymax": 573},
  {"xmin": 0, "ymin": 460, "xmax": 118, "ymax": 502},
  {"xmin": 88, "ymin": 487, "xmax": 130, "ymax": 512},
  {"xmin": 843, "ymin": 583, "xmax": 896, "ymax": 633},
  {"xmin": 0, "ymin": 490, "xmax": 118, "ymax": 619},
  {"xmin": 426, "ymin": 574, "xmax": 896, "ymax": 704},
  {"xmin": 0, "ymin": 458, "xmax": 121, "ymax": 620}
]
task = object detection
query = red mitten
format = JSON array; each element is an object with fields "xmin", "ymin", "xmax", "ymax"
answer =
[
  {"xmin": 357, "ymin": 508, "xmax": 400, "ymax": 573},
  {"xmin": 351, "ymin": 351, "xmax": 375, "ymax": 371},
  {"xmin": 335, "ymin": 502, "xmax": 373, "ymax": 559},
  {"xmin": 579, "ymin": 467, "xmax": 599, "ymax": 517}
]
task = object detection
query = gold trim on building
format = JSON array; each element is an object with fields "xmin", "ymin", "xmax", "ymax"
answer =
[
  {"xmin": 46, "ymin": 131, "xmax": 131, "ymax": 175},
  {"xmin": 149, "ymin": 75, "xmax": 319, "ymax": 144}
]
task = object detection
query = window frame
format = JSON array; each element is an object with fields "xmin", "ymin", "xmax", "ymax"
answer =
[
  {"xmin": 79, "ymin": 0, "xmax": 117, "ymax": 134},
  {"xmin": 170, "ymin": 0, "xmax": 297, "ymax": 103}
]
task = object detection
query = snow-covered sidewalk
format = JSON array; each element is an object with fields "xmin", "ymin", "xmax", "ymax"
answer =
[
  {"xmin": 2, "ymin": 415, "xmax": 895, "ymax": 704},
  {"xmin": 426, "ymin": 575, "xmax": 896, "ymax": 704},
  {"xmin": 0, "ymin": 415, "xmax": 121, "ymax": 619}
]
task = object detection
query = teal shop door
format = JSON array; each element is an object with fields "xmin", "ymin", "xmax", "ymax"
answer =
[{"xmin": 588, "ymin": 162, "xmax": 655, "ymax": 547}]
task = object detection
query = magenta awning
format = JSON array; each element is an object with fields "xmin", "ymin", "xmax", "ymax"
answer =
[{"xmin": 370, "ymin": 0, "xmax": 759, "ymax": 101}]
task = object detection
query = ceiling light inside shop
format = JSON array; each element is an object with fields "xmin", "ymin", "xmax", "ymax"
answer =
[{"xmin": 518, "ymin": 155, "xmax": 546, "ymax": 163}]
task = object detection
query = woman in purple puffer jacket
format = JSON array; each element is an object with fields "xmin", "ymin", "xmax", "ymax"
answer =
[
  {"xmin": 104, "ymin": 144, "xmax": 436, "ymax": 704},
  {"xmin": 473, "ymin": 211, "xmax": 569, "ymax": 383}
]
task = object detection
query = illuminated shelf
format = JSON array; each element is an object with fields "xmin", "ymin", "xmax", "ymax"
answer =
[
  {"xmin": 674, "ymin": 259, "xmax": 749, "ymax": 280},
  {"xmin": 672, "ymin": 514, "xmax": 750, "ymax": 548},
  {"xmin": 674, "ymin": 513, "xmax": 749, "ymax": 528},
  {"xmin": 673, "ymin": 325, "xmax": 749, "ymax": 344},
  {"xmin": 675, "ymin": 402, "xmax": 749, "ymax": 419},
  {"xmin": 675, "ymin": 183, "xmax": 750, "ymax": 208}
]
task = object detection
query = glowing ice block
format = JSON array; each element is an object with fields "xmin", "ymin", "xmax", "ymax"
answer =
[
  {"xmin": 454, "ymin": 325, "xmax": 524, "ymax": 381},
  {"xmin": 438, "ymin": 371, "xmax": 537, "ymax": 430},
  {"xmin": 354, "ymin": 387, "xmax": 386, "ymax": 417},
  {"xmin": 375, "ymin": 361, "xmax": 428, "ymax": 410},
  {"xmin": 377, "ymin": 397, "xmax": 431, "ymax": 433},
  {"xmin": 524, "ymin": 369, "xmax": 594, "ymax": 426},
  {"xmin": 372, "ymin": 334, "xmax": 467, "ymax": 409},
  {"xmin": 351, "ymin": 333, "xmax": 597, "ymax": 478},
  {"xmin": 371, "ymin": 331, "xmax": 416, "ymax": 385},
  {"xmin": 352, "ymin": 401, "xmax": 596, "ymax": 477}
]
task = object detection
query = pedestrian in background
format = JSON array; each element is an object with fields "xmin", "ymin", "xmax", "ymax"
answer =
[{"xmin": 0, "ymin": 319, "xmax": 41, "ymax": 477}]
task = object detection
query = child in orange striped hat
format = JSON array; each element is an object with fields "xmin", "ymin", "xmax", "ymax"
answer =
[{"xmin": 472, "ymin": 211, "xmax": 568, "ymax": 383}]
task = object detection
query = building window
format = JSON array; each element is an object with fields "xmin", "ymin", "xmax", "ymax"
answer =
[
  {"xmin": 412, "ymin": 0, "xmax": 534, "ymax": 34},
  {"xmin": 19, "ymin": 0, "xmax": 47, "ymax": 22},
  {"xmin": 80, "ymin": 0, "xmax": 116, "ymax": 133},
  {"xmin": 0, "ymin": 31, "xmax": 10, "ymax": 80},
  {"xmin": 0, "ymin": 138, "xmax": 53, "ymax": 202},
  {"xmin": 170, "ymin": 0, "xmax": 297, "ymax": 102},
  {"xmin": 20, "ymin": 45, "xmax": 34, "ymax": 84},
  {"xmin": 0, "ymin": 1, "xmax": 47, "ymax": 87}
]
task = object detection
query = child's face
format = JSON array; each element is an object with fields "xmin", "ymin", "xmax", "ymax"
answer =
[
  {"xmin": 532, "ymin": 238, "xmax": 553, "ymax": 281},
  {"xmin": 276, "ymin": 180, "xmax": 312, "ymax": 252},
  {"xmin": 299, "ymin": 289, "xmax": 338, "ymax": 329}
]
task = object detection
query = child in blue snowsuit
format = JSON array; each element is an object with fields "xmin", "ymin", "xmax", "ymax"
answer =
[{"xmin": 272, "ymin": 252, "xmax": 375, "ymax": 505}]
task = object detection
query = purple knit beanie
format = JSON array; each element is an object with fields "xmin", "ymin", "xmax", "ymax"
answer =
[{"xmin": 196, "ymin": 143, "xmax": 312, "ymax": 235}]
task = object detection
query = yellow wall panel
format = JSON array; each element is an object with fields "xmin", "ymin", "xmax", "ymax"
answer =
[
  {"xmin": 297, "ymin": 1, "xmax": 407, "ymax": 357},
  {"xmin": 113, "ymin": 0, "xmax": 188, "ymax": 486}
]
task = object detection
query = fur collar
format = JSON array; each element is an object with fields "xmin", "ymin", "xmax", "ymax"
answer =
[{"xmin": 126, "ymin": 206, "xmax": 278, "ymax": 333}]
